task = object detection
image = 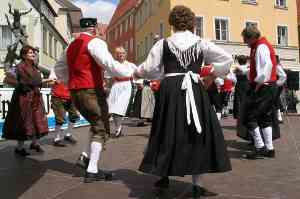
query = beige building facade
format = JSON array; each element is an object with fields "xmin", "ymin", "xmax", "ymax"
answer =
[{"xmin": 135, "ymin": 0, "xmax": 299, "ymax": 70}]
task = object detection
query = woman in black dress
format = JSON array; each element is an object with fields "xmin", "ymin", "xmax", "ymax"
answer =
[{"xmin": 133, "ymin": 5, "xmax": 233, "ymax": 198}]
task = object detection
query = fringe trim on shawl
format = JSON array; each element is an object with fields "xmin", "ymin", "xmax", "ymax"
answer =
[{"xmin": 167, "ymin": 40, "xmax": 202, "ymax": 69}]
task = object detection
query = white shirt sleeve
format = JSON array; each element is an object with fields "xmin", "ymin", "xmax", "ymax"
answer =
[
  {"xmin": 237, "ymin": 64, "xmax": 250, "ymax": 75},
  {"xmin": 214, "ymin": 77, "xmax": 224, "ymax": 87},
  {"xmin": 276, "ymin": 64, "xmax": 287, "ymax": 86},
  {"xmin": 202, "ymin": 40, "xmax": 233, "ymax": 78},
  {"xmin": 227, "ymin": 71, "xmax": 237, "ymax": 84},
  {"xmin": 88, "ymin": 38, "xmax": 134, "ymax": 77},
  {"xmin": 255, "ymin": 44, "xmax": 273, "ymax": 84},
  {"xmin": 54, "ymin": 50, "xmax": 69, "ymax": 84},
  {"xmin": 136, "ymin": 39, "xmax": 164, "ymax": 79}
]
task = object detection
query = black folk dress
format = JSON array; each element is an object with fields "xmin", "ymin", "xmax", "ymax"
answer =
[{"xmin": 139, "ymin": 40, "xmax": 232, "ymax": 177}]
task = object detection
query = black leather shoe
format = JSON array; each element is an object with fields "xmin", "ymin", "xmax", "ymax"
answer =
[
  {"xmin": 15, "ymin": 148, "xmax": 30, "ymax": 157},
  {"xmin": 76, "ymin": 154, "xmax": 90, "ymax": 170},
  {"xmin": 29, "ymin": 143, "xmax": 44, "ymax": 153},
  {"xmin": 53, "ymin": 140, "xmax": 66, "ymax": 147},
  {"xmin": 154, "ymin": 177, "xmax": 169, "ymax": 189},
  {"xmin": 84, "ymin": 170, "xmax": 113, "ymax": 183},
  {"xmin": 264, "ymin": 149, "xmax": 275, "ymax": 158},
  {"xmin": 192, "ymin": 186, "xmax": 218, "ymax": 198},
  {"xmin": 64, "ymin": 136, "xmax": 77, "ymax": 144},
  {"xmin": 245, "ymin": 147, "xmax": 266, "ymax": 159}
]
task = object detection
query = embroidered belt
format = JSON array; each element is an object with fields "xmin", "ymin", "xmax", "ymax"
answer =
[{"xmin": 165, "ymin": 72, "xmax": 202, "ymax": 134}]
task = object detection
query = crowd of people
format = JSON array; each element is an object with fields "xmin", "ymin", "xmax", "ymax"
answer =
[{"xmin": 1, "ymin": 5, "xmax": 289, "ymax": 198}]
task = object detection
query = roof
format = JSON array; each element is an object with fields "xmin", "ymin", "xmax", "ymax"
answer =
[
  {"xmin": 109, "ymin": 0, "xmax": 139, "ymax": 27},
  {"xmin": 55, "ymin": 0, "xmax": 81, "ymax": 11},
  {"xmin": 54, "ymin": 0, "xmax": 83, "ymax": 33}
]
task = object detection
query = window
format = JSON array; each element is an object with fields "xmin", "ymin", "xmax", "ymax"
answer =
[
  {"xmin": 115, "ymin": 27, "xmax": 118, "ymax": 40},
  {"xmin": 145, "ymin": 36, "xmax": 148, "ymax": 54},
  {"xmin": 245, "ymin": 21, "xmax": 258, "ymax": 28},
  {"xmin": 54, "ymin": 39, "xmax": 58, "ymax": 59},
  {"xmin": 145, "ymin": 1, "xmax": 149, "ymax": 19},
  {"xmin": 159, "ymin": 23, "xmax": 164, "ymax": 38},
  {"xmin": 215, "ymin": 18, "xmax": 229, "ymax": 41},
  {"xmin": 140, "ymin": 41, "xmax": 143, "ymax": 57},
  {"xmin": 241, "ymin": 0, "xmax": 257, "ymax": 4},
  {"xmin": 124, "ymin": 20, "xmax": 128, "ymax": 33},
  {"xmin": 150, "ymin": 32, "xmax": 154, "ymax": 47},
  {"xmin": 137, "ymin": 44, "xmax": 140, "ymax": 59},
  {"xmin": 120, "ymin": 23, "xmax": 123, "ymax": 35},
  {"xmin": 277, "ymin": 26, "xmax": 288, "ymax": 46},
  {"xmin": 43, "ymin": 26, "xmax": 47, "ymax": 54},
  {"xmin": 195, "ymin": 16, "xmax": 204, "ymax": 38},
  {"xmin": 130, "ymin": 38, "xmax": 134, "ymax": 52},
  {"xmin": 124, "ymin": 41, "xmax": 128, "ymax": 53},
  {"xmin": 276, "ymin": 0, "xmax": 287, "ymax": 8},
  {"xmin": 49, "ymin": 34, "xmax": 53, "ymax": 57},
  {"xmin": 0, "ymin": 25, "xmax": 13, "ymax": 50}
]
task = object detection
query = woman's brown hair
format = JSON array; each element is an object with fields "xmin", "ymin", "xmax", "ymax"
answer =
[
  {"xmin": 20, "ymin": 45, "xmax": 36, "ymax": 61},
  {"xmin": 169, "ymin": 5, "xmax": 195, "ymax": 32}
]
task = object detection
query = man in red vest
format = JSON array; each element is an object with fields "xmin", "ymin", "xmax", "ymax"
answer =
[
  {"xmin": 241, "ymin": 25, "xmax": 278, "ymax": 159},
  {"xmin": 54, "ymin": 18, "xmax": 133, "ymax": 183}
]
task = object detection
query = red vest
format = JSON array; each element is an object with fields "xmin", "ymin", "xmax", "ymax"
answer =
[
  {"xmin": 249, "ymin": 37, "xmax": 277, "ymax": 83},
  {"xmin": 52, "ymin": 82, "xmax": 70, "ymax": 100},
  {"xmin": 67, "ymin": 33, "xmax": 103, "ymax": 90},
  {"xmin": 221, "ymin": 79, "xmax": 233, "ymax": 92}
]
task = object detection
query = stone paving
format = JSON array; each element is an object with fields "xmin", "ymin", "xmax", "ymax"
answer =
[{"xmin": 0, "ymin": 116, "xmax": 300, "ymax": 199}]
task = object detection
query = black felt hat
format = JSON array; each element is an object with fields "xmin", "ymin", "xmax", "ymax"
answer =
[{"xmin": 80, "ymin": 18, "xmax": 97, "ymax": 28}]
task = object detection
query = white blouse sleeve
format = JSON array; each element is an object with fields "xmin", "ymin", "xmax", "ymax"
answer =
[
  {"xmin": 88, "ymin": 38, "xmax": 134, "ymax": 77},
  {"xmin": 276, "ymin": 64, "xmax": 287, "ymax": 86},
  {"xmin": 201, "ymin": 40, "xmax": 233, "ymax": 78},
  {"xmin": 135, "ymin": 39, "xmax": 164, "ymax": 79},
  {"xmin": 54, "ymin": 50, "xmax": 69, "ymax": 84},
  {"xmin": 255, "ymin": 44, "xmax": 273, "ymax": 84}
]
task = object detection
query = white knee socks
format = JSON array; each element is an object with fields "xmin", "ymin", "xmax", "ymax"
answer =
[
  {"xmin": 277, "ymin": 109, "xmax": 283, "ymax": 122},
  {"xmin": 251, "ymin": 127, "xmax": 265, "ymax": 149},
  {"xmin": 81, "ymin": 130, "xmax": 92, "ymax": 158},
  {"xmin": 87, "ymin": 141, "xmax": 102, "ymax": 174},
  {"xmin": 17, "ymin": 141, "xmax": 25, "ymax": 150},
  {"xmin": 216, "ymin": 112, "xmax": 222, "ymax": 121},
  {"xmin": 65, "ymin": 121, "xmax": 75, "ymax": 137},
  {"xmin": 54, "ymin": 125, "xmax": 62, "ymax": 142},
  {"xmin": 262, "ymin": 126, "xmax": 274, "ymax": 150},
  {"xmin": 192, "ymin": 175, "xmax": 203, "ymax": 187},
  {"xmin": 113, "ymin": 115, "xmax": 123, "ymax": 132}
]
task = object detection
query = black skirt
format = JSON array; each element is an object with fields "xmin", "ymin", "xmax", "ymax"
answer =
[{"xmin": 139, "ymin": 76, "xmax": 232, "ymax": 177}]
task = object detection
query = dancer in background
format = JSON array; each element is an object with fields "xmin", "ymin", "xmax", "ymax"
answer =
[
  {"xmin": 48, "ymin": 69, "xmax": 79, "ymax": 147},
  {"xmin": 233, "ymin": 55, "xmax": 250, "ymax": 119},
  {"xmin": 241, "ymin": 25, "xmax": 279, "ymax": 159},
  {"xmin": 134, "ymin": 6, "xmax": 232, "ymax": 198},
  {"xmin": 2, "ymin": 45, "xmax": 49, "ymax": 156},
  {"xmin": 274, "ymin": 55, "xmax": 287, "ymax": 123},
  {"xmin": 107, "ymin": 46, "xmax": 136, "ymax": 137}
]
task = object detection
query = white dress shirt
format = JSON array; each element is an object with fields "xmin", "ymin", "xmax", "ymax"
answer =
[
  {"xmin": 54, "ymin": 32, "xmax": 132, "ymax": 84},
  {"xmin": 254, "ymin": 44, "xmax": 273, "ymax": 84}
]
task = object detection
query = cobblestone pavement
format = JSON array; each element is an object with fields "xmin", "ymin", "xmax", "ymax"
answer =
[{"xmin": 0, "ymin": 116, "xmax": 300, "ymax": 199}]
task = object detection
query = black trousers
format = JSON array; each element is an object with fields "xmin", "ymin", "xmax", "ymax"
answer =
[
  {"xmin": 207, "ymin": 88, "xmax": 222, "ymax": 113},
  {"xmin": 243, "ymin": 84, "xmax": 277, "ymax": 131}
]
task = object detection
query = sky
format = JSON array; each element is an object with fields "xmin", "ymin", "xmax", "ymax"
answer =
[{"xmin": 74, "ymin": 0, "xmax": 120, "ymax": 24}]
